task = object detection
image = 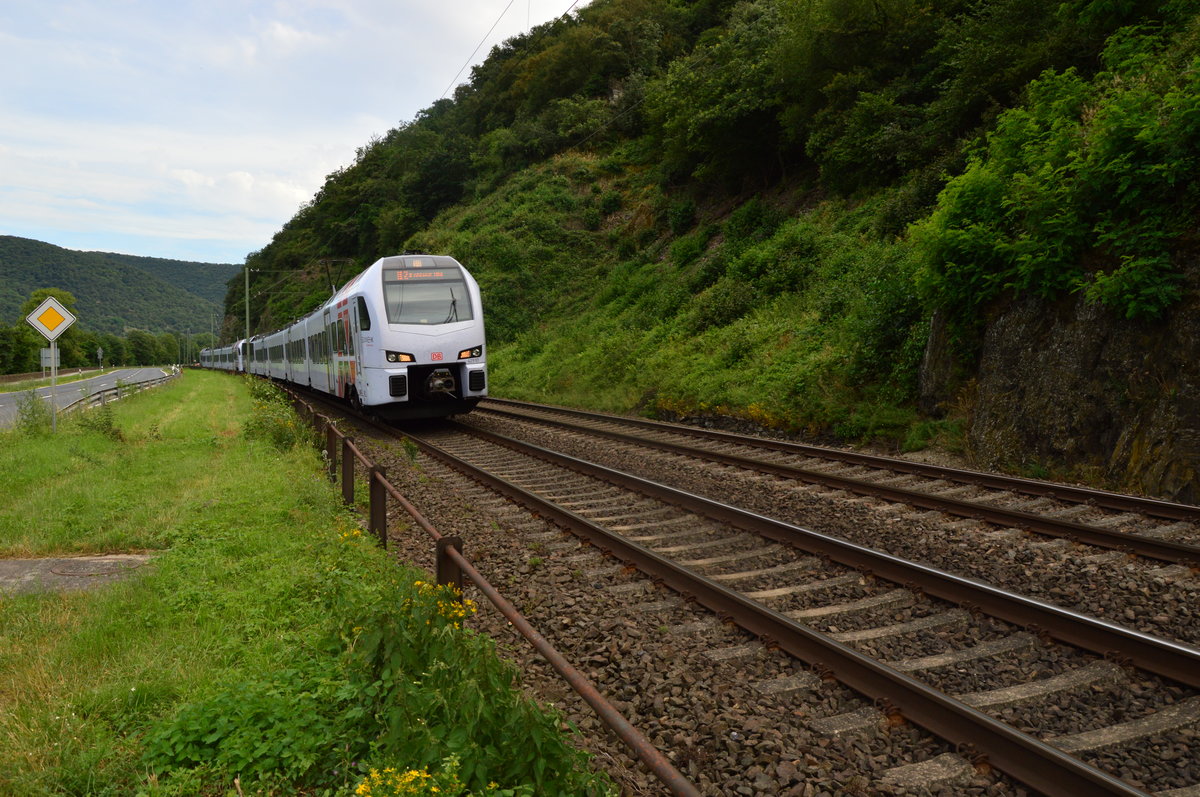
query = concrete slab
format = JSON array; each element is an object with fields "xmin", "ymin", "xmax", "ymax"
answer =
[
  {"xmin": 831, "ymin": 609, "xmax": 970, "ymax": 643},
  {"xmin": 746, "ymin": 574, "xmax": 859, "ymax": 600},
  {"xmin": 787, "ymin": 588, "xmax": 913, "ymax": 620},
  {"xmin": 704, "ymin": 644, "xmax": 762, "ymax": 663},
  {"xmin": 881, "ymin": 752, "xmax": 975, "ymax": 791},
  {"xmin": 957, "ymin": 660, "xmax": 1124, "ymax": 710},
  {"xmin": 755, "ymin": 672, "xmax": 821, "ymax": 698},
  {"xmin": 0, "ymin": 554, "xmax": 153, "ymax": 595},
  {"xmin": 889, "ymin": 633, "xmax": 1038, "ymax": 673},
  {"xmin": 1049, "ymin": 694, "xmax": 1200, "ymax": 754}
]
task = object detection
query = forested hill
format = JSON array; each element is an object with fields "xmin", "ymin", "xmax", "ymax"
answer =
[
  {"xmin": 0, "ymin": 236, "xmax": 238, "ymax": 335},
  {"xmin": 233, "ymin": 0, "xmax": 1200, "ymax": 499}
]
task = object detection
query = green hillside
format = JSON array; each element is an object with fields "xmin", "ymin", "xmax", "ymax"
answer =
[
  {"xmin": 0, "ymin": 236, "xmax": 238, "ymax": 335},
  {"xmin": 229, "ymin": 0, "xmax": 1200, "ymax": 481}
]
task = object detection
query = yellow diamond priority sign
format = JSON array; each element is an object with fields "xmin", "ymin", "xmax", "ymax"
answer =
[{"xmin": 27, "ymin": 296, "xmax": 77, "ymax": 341}]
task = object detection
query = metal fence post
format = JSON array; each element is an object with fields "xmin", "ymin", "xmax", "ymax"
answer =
[
  {"xmin": 436, "ymin": 536, "xmax": 464, "ymax": 597},
  {"xmin": 341, "ymin": 438, "xmax": 355, "ymax": 507},
  {"xmin": 369, "ymin": 466, "xmax": 387, "ymax": 548},
  {"xmin": 325, "ymin": 424, "xmax": 338, "ymax": 483}
]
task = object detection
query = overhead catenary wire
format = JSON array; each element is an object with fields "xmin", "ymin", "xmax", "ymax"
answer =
[
  {"xmin": 440, "ymin": 0, "xmax": 519, "ymax": 100},
  {"xmin": 439, "ymin": 0, "xmax": 586, "ymax": 101}
]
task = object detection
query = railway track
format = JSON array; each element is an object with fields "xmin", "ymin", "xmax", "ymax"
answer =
[
  {"xmin": 386, "ymin": 415, "xmax": 1200, "ymax": 797},
  {"xmin": 474, "ymin": 398, "xmax": 1200, "ymax": 563},
  {"xmin": 461, "ymin": 400, "xmax": 1200, "ymax": 650},
  {"xmin": 298, "ymin": 389, "xmax": 1200, "ymax": 794}
]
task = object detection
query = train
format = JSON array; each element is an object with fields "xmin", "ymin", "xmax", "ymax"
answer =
[{"xmin": 199, "ymin": 253, "xmax": 487, "ymax": 419}]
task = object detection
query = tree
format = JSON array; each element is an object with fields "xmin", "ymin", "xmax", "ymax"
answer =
[
  {"xmin": 645, "ymin": 0, "xmax": 788, "ymax": 184},
  {"xmin": 126, "ymin": 330, "xmax": 161, "ymax": 366},
  {"xmin": 16, "ymin": 287, "xmax": 85, "ymax": 370},
  {"xmin": 0, "ymin": 325, "xmax": 37, "ymax": 374}
]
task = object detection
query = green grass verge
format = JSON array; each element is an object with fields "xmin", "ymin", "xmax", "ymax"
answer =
[{"xmin": 0, "ymin": 371, "xmax": 612, "ymax": 796}]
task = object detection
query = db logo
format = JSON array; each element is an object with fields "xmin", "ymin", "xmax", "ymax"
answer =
[{"xmin": 431, "ymin": 352, "xmax": 443, "ymax": 361}]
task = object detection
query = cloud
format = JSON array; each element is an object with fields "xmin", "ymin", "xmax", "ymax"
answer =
[{"xmin": 0, "ymin": 0, "xmax": 586, "ymax": 262}]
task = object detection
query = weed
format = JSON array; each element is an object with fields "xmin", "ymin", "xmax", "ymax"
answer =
[
  {"xmin": 901, "ymin": 417, "xmax": 965, "ymax": 453},
  {"xmin": 241, "ymin": 377, "xmax": 315, "ymax": 451},
  {"xmin": 14, "ymin": 389, "xmax": 52, "ymax": 435},
  {"xmin": 77, "ymin": 404, "xmax": 124, "ymax": 441}
]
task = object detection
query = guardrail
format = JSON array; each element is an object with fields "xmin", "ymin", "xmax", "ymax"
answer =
[
  {"xmin": 287, "ymin": 392, "xmax": 700, "ymax": 797},
  {"xmin": 63, "ymin": 371, "xmax": 180, "ymax": 415}
]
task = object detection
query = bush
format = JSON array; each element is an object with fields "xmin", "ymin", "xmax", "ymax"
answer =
[
  {"xmin": 683, "ymin": 277, "xmax": 760, "ymax": 333},
  {"xmin": 670, "ymin": 234, "xmax": 703, "ymax": 267},
  {"xmin": 913, "ymin": 26, "xmax": 1198, "ymax": 320},
  {"xmin": 667, "ymin": 198, "xmax": 696, "ymax": 235},
  {"xmin": 723, "ymin": 197, "xmax": 785, "ymax": 255},
  {"xmin": 14, "ymin": 389, "xmax": 53, "ymax": 436},
  {"xmin": 241, "ymin": 377, "xmax": 316, "ymax": 451},
  {"xmin": 598, "ymin": 191, "xmax": 622, "ymax": 215},
  {"xmin": 76, "ymin": 404, "xmax": 124, "ymax": 441},
  {"xmin": 143, "ymin": 575, "xmax": 608, "ymax": 795}
]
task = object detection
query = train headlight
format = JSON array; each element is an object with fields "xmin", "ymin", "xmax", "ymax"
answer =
[
  {"xmin": 458, "ymin": 345, "xmax": 483, "ymax": 359},
  {"xmin": 386, "ymin": 351, "xmax": 415, "ymax": 363}
]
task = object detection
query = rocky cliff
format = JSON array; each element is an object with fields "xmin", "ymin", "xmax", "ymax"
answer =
[{"xmin": 921, "ymin": 274, "xmax": 1200, "ymax": 503}]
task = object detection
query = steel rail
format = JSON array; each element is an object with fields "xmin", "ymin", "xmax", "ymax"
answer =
[
  {"xmin": 482, "ymin": 397, "xmax": 1200, "ymax": 522},
  {"xmin": 435, "ymin": 421, "xmax": 1200, "ymax": 690},
  {"xmin": 405, "ymin": 422, "xmax": 1157, "ymax": 797},
  {"xmin": 477, "ymin": 403, "xmax": 1200, "ymax": 567}
]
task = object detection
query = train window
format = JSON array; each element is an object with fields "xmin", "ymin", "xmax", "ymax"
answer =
[
  {"xmin": 382, "ymin": 267, "xmax": 473, "ymax": 325},
  {"xmin": 357, "ymin": 296, "xmax": 371, "ymax": 331}
]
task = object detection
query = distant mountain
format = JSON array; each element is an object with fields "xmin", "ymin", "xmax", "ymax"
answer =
[{"xmin": 0, "ymin": 236, "xmax": 240, "ymax": 335}]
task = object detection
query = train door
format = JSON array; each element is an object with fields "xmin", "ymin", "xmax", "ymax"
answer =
[
  {"xmin": 336, "ymin": 298, "xmax": 357, "ymax": 404},
  {"xmin": 323, "ymin": 309, "xmax": 335, "ymax": 396},
  {"xmin": 348, "ymin": 296, "xmax": 365, "ymax": 398}
]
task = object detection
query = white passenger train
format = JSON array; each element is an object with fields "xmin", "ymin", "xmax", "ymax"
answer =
[{"xmin": 200, "ymin": 254, "xmax": 487, "ymax": 419}]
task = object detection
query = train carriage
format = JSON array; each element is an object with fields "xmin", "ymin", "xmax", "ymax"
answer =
[
  {"xmin": 201, "ymin": 254, "xmax": 486, "ymax": 419},
  {"xmin": 199, "ymin": 339, "xmax": 246, "ymax": 372}
]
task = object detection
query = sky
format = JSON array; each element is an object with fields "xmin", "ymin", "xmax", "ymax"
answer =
[{"xmin": 0, "ymin": 1, "xmax": 585, "ymax": 265}]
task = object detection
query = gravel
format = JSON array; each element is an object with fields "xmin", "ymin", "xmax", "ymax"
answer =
[
  {"xmin": 310, "ymin": 404, "xmax": 1200, "ymax": 796},
  {"xmin": 355, "ymin": 426, "xmax": 1024, "ymax": 796}
]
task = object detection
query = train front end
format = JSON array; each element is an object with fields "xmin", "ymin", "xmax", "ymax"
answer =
[{"xmin": 358, "ymin": 255, "xmax": 487, "ymax": 419}]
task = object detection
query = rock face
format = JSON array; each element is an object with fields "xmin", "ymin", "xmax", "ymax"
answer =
[{"xmin": 922, "ymin": 281, "xmax": 1200, "ymax": 503}]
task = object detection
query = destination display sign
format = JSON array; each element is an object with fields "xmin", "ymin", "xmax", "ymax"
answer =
[{"xmin": 390, "ymin": 270, "xmax": 446, "ymax": 281}]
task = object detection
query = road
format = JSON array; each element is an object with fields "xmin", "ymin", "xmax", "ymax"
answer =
[{"xmin": 0, "ymin": 367, "xmax": 175, "ymax": 428}]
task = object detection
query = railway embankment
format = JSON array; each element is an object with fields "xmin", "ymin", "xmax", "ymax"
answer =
[{"xmin": 0, "ymin": 370, "xmax": 611, "ymax": 795}]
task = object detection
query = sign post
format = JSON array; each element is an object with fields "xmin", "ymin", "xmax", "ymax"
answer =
[{"xmin": 26, "ymin": 297, "xmax": 77, "ymax": 433}]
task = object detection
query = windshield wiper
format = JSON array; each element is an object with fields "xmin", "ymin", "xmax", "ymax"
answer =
[{"xmin": 443, "ymin": 288, "xmax": 459, "ymax": 323}]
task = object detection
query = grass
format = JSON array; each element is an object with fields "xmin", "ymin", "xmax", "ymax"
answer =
[{"xmin": 0, "ymin": 370, "xmax": 611, "ymax": 796}]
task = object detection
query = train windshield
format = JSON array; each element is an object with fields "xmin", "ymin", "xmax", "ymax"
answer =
[{"xmin": 382, "ymin": 267, "xmax": 474, "ymax": 325}]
